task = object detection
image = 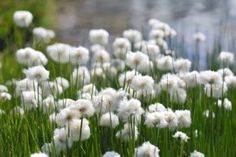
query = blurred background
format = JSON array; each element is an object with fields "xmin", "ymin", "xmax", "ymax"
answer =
[{"xmin": 1, "ymin": 0, "xmax": 236, "ymax": 68}]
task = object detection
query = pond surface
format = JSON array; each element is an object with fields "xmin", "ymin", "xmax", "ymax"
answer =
[{"xmin": 55, "ymin": 0, "xmax": 236, "ymax": 69}]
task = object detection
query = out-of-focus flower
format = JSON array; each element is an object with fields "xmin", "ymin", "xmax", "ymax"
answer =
[
  {"xmin": 33, "ymin": 27, "xmax": 55, "ymax": 43},
  {"xmin": 193, "ymin": 32, "xmax": 206, "ymax": 42},
  {"xmin": 13, "ymin": 10, "xmax": 33, "ymax": 27},
  {"xmin": 218, "ymin": 51, "xmax": 234, "ymax": 65},
  {"xmin": 89, "ymin": 29, "xmax": 109, "ymax": 45}
]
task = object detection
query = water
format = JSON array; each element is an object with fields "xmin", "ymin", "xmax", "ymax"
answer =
[{"xmin": 55, "ymin": 0, "xmax": 236, "ymax": 69}]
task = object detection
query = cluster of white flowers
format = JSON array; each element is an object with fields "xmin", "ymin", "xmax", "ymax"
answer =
[
  {"xmin": 16, "ymin": 47, "xmax": 48, "ymax": 66},
  {"xmin": 9, "ymin": 12, "xmax": 235, "ymax": 156},
  {"xmin": 148, "ymin": 19, "xmax": 177, "ymax": 51},
  {"xmin": 45, "ymin": 98, "xmax": 94, "ymax": 153},
  {"xmin": 159, "ymin": 73, "xmax": 187, "ymax": 103},
  {"xmin": 145, "ymin": 104, "xmax": 191, "ymax": 130},
  {"xmin": 199, "ymin": 70, "xmax": 229, "ymax": 98},
  {"xmin": 33, "ymin": 27, "xmax": 55, "ymax": 43},
  {"xmin": 126, "ymin": 51, "xmax": 151, "ymax": 73}
]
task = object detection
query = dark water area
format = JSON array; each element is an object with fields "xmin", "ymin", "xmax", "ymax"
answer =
[{"xmin": 55, "ymin": 0, "xmax": 236, "ymax": 69}]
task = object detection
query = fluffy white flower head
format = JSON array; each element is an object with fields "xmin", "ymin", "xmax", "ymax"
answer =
[{"xmin": 13, "ymin": 10, "xmax": 33, "ymax": 27}]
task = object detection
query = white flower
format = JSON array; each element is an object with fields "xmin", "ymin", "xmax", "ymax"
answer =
[
  {"xmin": 130, "ymin": 75, "xmax": 154, "ymax": 95},
  {"xmin": 217, "ymin": 68, "xmax": 233, "ymax": 78},
  {"xmin": 193, "ymin": 32, "xmax": 206, "ymax": 42},
  {"xmin": 164, "ymin": 110, "xmax": 179, "ymax": 129},
  {"xmin": 148, "ymin": 103, "xmax": 167, "ymax": 113},
  {"xmin": 13, "ymin": 10, "xmax": 33, "ymax": 27},
  {"xmin": 33, "ymin": 27, "xmax": 55, "ymax": 43},
  {"xmin": 169, "ymin": 87, "xmax": 187, "ymax": 104},
  {"xmin": 70, "ymin": 46, "xmax": 89, "ymax": 65},
  {"xmin": 149, "ymin": 29, "xmax": 165, "ymax": 40},
  {"xmin": 145, "ymin": 112, "xmax": 168, "ymax": 128},
  {"xmin": 103, "ymin": 151, "xmax": 120, "ymax": 157},
  {"xmin": 126, "ymin": 51, "xmax": 150, "ymax": 72},
  {"xmin": 55, "ymin": 98, "xmax": 75, "ymax": 109},
  {"xmin": 42, "ymin": 95, "xmax": 55, "ymax": 113},
  {"xmin": 53, "ymin": 127, "xmax": 73, "ymax": 150},
  {"xmin": 46, "ymin": 43, "xmax": 71, "ymax": 63},
  {"xmin": 90, "ymin": 44, "xmax": 105, "ymax": 53},
  {"xmin": 173, "ymin": 131, "xmax": 189, "ymax": 142},
  {"xmin": 123, "ymin": 29, "xmax": 142, "ymax": 43},
  {"xmin": 175, "ymin": 110, "xmax": 191, "ymax": 128},
  {"xmin": 0, "ymin": 92, "xmax": 12, "ymax": 101},
  {"xmin": 113, "ymin": 38, "xmax": 131, "ymax": 59},
  {"xmin": 199, "ymin": 70, "xmax": 222, "ymax": 85},
  {"xmin": 15, "ymin": 78, "xmax": 39, "ymax": 95},
  {"xmin": 31, "ymin": 152, "xmax": 48, "ymax": 157},
  {"xmin": 100, "ymin": 112, "xmax": 119, "ymax": 128},
  {"xmin": 148, "ymin": 19, "xmax": 163, "ymax": 29},
  {"xmin": 71, "ymin": 66, "xmax": 91, "ymax": 85},
  {"xmin": 218, "ymin": 51, "xmax": 234, "ymax": 65},
  {"xmin": 68, "ymin": 118, "xmax": 91, "ymax": 142},
  {"xmin": 23, "ymin": 65, "xmax": 49, "ymax": 82},
  {"xmin": 140, "ymin": 43, "xmax": 160, "ymax": 61},
  {"xmin": 174, "ymin": 58, "xmax": 192, "ymax": 73},
  {"xmin": 0, "ymin": 85, "xmax": 8, "ymax": 93},
  {"xmin": 93, "ymin": 88, "xmax": 125, "ymax": 113},
  {"xmin": 16, "ymin": 47, "xmax": 48, "ymax": 66},
  {"xmin": 93, "ymin": 94, "xmax": 114, "ymax": 113},
  {"xmin": 93, "ymin": 49, "xmax": 110, "ymax": 63},
  {"xmin": 135, "ymin": 141, "xmax": 160, "ymax": 157},
  {"xmin": 69, "ymin": 99, "xmax": 95, "ymax": 118},
  {"xmin": 54, "ymin": 77, "xmax": 69, "ymax": 90},
  {"xmin": 156, "ymin": 38, "xmax": 168, "ymax": 50},
  {"xmin": 41, "ymin": 81, "xmax": 63, "ymax": 97},
  {"xmin": 225, "ymin": 75, "xmax": 236, "ymax": 88},
  {"xmin": 156, "ymin": 55, "xmax": 173, "ymax": 71},
  {"xmin": 204, "ymin": 82, "xmax": 228, "ymax": 98},
  {"xmin": 89, "ymin": 29, "xmax": 109, "ymax": 45},
  {"xmin": 217, "ymin": 98, "xmax": 232, "ymax": 110},
  {"xmin": 159, "ymin": 73, "xmax": 186, "ymax": 91},
  {"xmin": 118, "ymin": 70, "xmax": 140, "ymax": 87},
  {"xmin": 190, "ymin": 150, "xmax": 205, "ymax": 157},
  {"xmin": 55, "ymin": 108, "xmax": 79, "ymax": 126},
  {"xmin": 79, "ymin": 84, "xmax": 98, "ymax": 96},
  {"xmin": 118, "ymin": 98, "xmax": 144, "ymax": 122},
  {"xmin": 21, "ymin": 90, "xmax": 42, "ymax": 111},
  {"xmin": 116, "ymin": 123, "xmax": 139, "ymax": 141},
  {"xmin": 178, "ymin": 71, "xmax": 199, "ymax": 88}
]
